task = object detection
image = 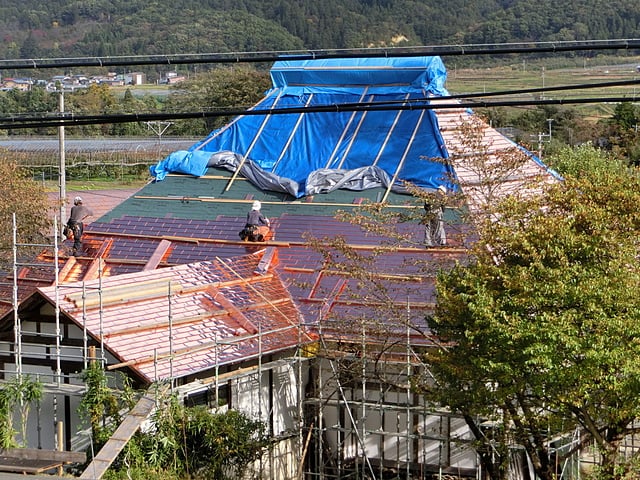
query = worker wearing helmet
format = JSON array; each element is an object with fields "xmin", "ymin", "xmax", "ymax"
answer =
[
  {"xmin": 240, "ymin": 200, "xmax": 271, "ymax": 242},
  {"xmin": 66, "ymin": 196, "xmax": 94, "ymax": 255}
]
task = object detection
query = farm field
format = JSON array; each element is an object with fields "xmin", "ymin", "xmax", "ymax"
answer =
[{"xmin": 445, "ymin": 56, "xmax": 640, "ymax": 119}]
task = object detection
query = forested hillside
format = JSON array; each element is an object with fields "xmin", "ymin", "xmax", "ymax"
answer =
[{"xmin": 2, "ymin": 0, "xmax": 639, "ymax": 61}]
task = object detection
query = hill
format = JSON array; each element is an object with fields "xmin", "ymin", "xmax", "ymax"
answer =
[{"xmin": 2, "ymin": 0, "xmax": 639, "ymax": 65}]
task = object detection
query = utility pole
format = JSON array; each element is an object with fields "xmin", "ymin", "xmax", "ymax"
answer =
[
  {"xmin": 58, "ymin": 86, "xmax": 66, "ymax": 238},
  {"xmin": 145, "ymin": 121, "xmax": 173, "ymax": 140},
  {"xmin": 537, "ymin": 119, "xmax": 554, "ymax": 160}
]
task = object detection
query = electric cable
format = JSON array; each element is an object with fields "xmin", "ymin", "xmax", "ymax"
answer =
[
  {"xmin": 1, "ymin": 39, "xmax": 639, "ymax": 71},
  {"xmin": 2, "ymin": 44, "xmax": 639, "ymax": 130},
  {"xmin": 1, "ymin": 94, "xmax": 638, "ymax": 130}
]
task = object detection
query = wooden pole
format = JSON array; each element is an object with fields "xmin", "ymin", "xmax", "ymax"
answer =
[{"xmin": 57, "ymin": 420, "xmax": 64, "ymax": 476}]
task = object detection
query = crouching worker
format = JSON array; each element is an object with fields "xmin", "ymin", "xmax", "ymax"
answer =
[
  {"xmin": 66, "ymin": 196, "xmax": 93, "ymax": 255},
  {"xmin": 240, "ymin": 201, "xmax": 271, "ymax": 242}
]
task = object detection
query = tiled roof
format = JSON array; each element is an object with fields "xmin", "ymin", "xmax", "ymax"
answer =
[{"xmin": 435, "ymin": 103, "xmax": 559, "ymax": 214}]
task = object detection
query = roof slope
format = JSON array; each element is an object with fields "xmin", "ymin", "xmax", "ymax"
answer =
[
  {"xmin": 37, "ymin": 253, "xmax": 309, "ymax": 383},
  {"xmin": 1, "ymin": 56, "xmax": 560, "ymax": 384},
  {"xmin": 150, "ymin": 56, "xmax": 456, "ymax": 198}
]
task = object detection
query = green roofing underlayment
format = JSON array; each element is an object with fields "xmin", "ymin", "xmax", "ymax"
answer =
[{"xmin": 101, "ymin": 167, "xmax": 460, "ymax": 224}]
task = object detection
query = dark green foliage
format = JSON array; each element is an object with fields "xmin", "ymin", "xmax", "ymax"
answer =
[
  {"xmin": 0, "ymin": 376, "xmax": 43, "ymax": 448},
  {"xmin": 107, "ymin": 395, "xmax": 269, "ymax": 480},
  {"xmin": 79, "ymin": 362, "xmax": 137, "ymax": 447},
  {"xmin": 0, "ymin": 86, "xmax": 58, "ymax": 135},
  {"xmin": 429, "ymin": 146, "xmax": 640, "ymax": 479},
  {"xmin": 79, "ymin": 364, "xmax": 268, "ymax": 479},
  {"xmin": 1, "ymin": 0, "xmax": 639, "ymax": 60},
  {"xmin": 612, "ymin": 102, "xmax": 639, "ymax": 131},
  {"xmin": 165, "ymin": 67, "xmax": 272, "ymax": 135}
]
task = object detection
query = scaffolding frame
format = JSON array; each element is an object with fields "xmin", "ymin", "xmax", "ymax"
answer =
[{"xmin": 9, "ymin": 213, "xmax": 640, "ymax": 480}]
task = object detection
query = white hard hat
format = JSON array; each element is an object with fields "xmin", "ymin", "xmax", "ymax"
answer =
[
  {"xmin": 74, "ymin": 196, "xmax": 83, "ymax": 205},
  {"xmin": 252, "ymin": 200, "xmax": 261, "ymax": 210},
  {"xmin": 437, "ymin": 185, "xmax": 447, "ymax": 194}
]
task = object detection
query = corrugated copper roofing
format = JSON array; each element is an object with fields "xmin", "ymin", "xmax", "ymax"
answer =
[{"xmin": 37, "ymin": 253, "xmax": 309, "ymax": 383}]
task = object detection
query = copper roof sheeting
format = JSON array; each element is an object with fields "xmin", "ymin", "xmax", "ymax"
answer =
[
  {"xmin": 435, "ymin": 103, "xmax": 560, "ymax": 214},
  {"xmin": 37, "ymin": 253, "xmax": 310, "ymax": 383}
]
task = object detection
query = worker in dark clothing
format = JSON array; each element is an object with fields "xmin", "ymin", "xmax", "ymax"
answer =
[
  {"xmin": 240, "ymin": 200, "xmax": 271, "ymax": 242},
  {"xmin": 66, "ymin": 196, "xmax": 93, "ymax": 255},
  {"xmin": 424, "ymin": 185, "xmax": 447, "ymax": 247}
]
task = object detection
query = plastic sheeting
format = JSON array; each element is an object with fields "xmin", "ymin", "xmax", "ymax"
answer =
[{"xmin": 150, "ymin": 56, "xmax": 456, "ymax": 198}]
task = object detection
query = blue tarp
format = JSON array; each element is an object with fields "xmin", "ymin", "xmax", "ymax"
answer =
[{"xmin": 150, "ymin": 56, "xmax": 456, "ymax": 198}]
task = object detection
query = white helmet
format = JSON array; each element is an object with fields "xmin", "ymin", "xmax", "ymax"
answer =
[
  {"xmin": 74, "ymin": 196, "xmax": 83, "ymax": 205},
  {"xmin": 252, "ymin": 200, "xmax": 261, "ymax": 210},
  {"xmin": 437, "ymin": 185, "xmax": 447, "ymax": 194}
]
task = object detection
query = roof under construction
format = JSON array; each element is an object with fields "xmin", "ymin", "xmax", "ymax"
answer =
[
  {"xmin": 35, "ymin": 253, "xmax": 310, "ymax": 383},
  {"xmin": 0, "ymin": 56, "xmax": 559, "ymax": 386},
  {"xmin": 149, "ymin": 56, "xmax": 456, "ymax": 198}
]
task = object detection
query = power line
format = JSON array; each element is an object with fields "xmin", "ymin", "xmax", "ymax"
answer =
[
  {"xmin": 1, "ymin": 95, "xmax": 638, "ymax": 131},
  {"xmin": 2, "ymin": 50, "xmax": 638, "ymax": 130},
  {"xmin": 2, "ymin": 39, "xmax": 640, "ymax": 71},
  {"xmin": 3, "ymin": 76, "xmax": 639, "ymax": 129}
]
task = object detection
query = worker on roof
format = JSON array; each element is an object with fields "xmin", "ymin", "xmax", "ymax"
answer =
[
  {"xmin": 240, "ymin": 200, "xmax": 271, "ymax": 242},
  {"xmin": 424, "ymin": 185, "xmax": 447, "ymax": 248},
  {"xmin": 66, "ymin": 196, "xmax": 93, "ymax": 256}
]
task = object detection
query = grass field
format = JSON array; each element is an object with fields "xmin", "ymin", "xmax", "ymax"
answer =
[{"xmin": 445, "ymin": 55, "xmax": 640, "ymax": 119}]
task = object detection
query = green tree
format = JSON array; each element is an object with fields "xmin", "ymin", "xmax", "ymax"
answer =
[
  {"xmin": 165, "ymin": 66, "xmax": 272, "ymax": 136},
  {"xmin": 427, "ymin": 148, "xmax": 640, "ymax": 479},
  {"xmin": 612, "ymin": 102, "xmax": 638, "ymax": 131},
  {"xmin": 67, "ymin": 83, "xmax": 118, "ymax": 136},
  {"xmin": 0, "ymin": 157, "xmax": 52, "ymax": 271},
  {"xmin": 100, "ymin": 393, "xmax": 269, "ymax": 480},
  {"xmin": 79, "ymin": 362, "xmax": 136, "ymax": 448},
  {"xmin": 0, "ymin": 376, "xmax": 43, "ymax": 448},
  {"xmin": 141, "ymin": 399, "xmax": 269, "ymax": 479}
]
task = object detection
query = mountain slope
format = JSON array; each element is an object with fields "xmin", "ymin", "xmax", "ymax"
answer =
[{"xmin": 1, "ymin": 0, "xmax": 639, "ymax": 60}]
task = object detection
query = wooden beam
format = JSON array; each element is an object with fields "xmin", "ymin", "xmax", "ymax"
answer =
[
  {"xmin": 58, "ymin": 256, "xmax": 78, "ymax": 282},
  {"xmin": 298, "ymin": 297, "xmax": 435, "ymax": 309},
  {"xmin": 107, "ymin": 318, "xmax": 298, "ymax": 371},
  {"xmin": 143, "ymin": 239, "xmax": 172, "ymax": 270},
  {"xmin": 65, "ymin": 279, "xmax": 182, "ymax": 308},
  {"xmin": 205, "ymin": 285, "xmax": 258, "ymax": 334},
  {"xmin": 103, "ymin": 312, "xmax": 222, "ymax": 338},
  {"xmin": 0, "ymin": 447, "xmax": 85, "ymax": 464},
  {"xmin": 84, "ymin": 229, "xmax": 467, "ymax": 254},
  {"xmin": 167, "ymin": 173, "xmax": 248, "ymax": 180},
  {"xmin": 254, "ymin": 246, "xmax": 277, "ymax": 275},
  {"xmin": 79, "ymin": 392, "xmax": 156, "ymax": 479},
  {"xmin": 82, "ymin": 257, "xmax": 105, "ymax": 281},
  {"xmin": 133, "ymin": 194, "xmax": 418, "ymax": 209},
  {"xmin": 85, "ymin": 229, "xmax": 292, "ymax": 247},
  {"xmin": 284, "ymin": 266, "xmax": 433, "ymax": 282},
  {"xmin": 104, "ymin": 296, "xmax": 289, "ymax": 338}
]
